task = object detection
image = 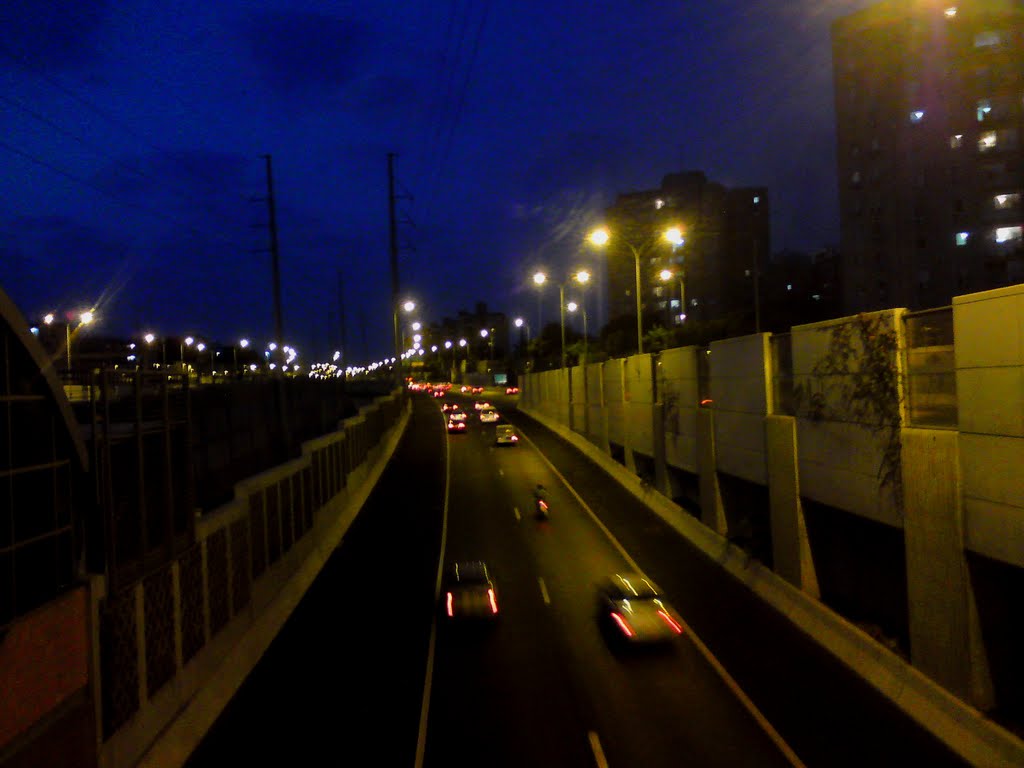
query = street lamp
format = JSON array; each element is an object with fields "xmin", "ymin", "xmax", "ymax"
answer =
[
  {"xmin": 394, "ymin": 299, "xmax": 415, "ymax": 389},
  {"xmin": 532, "ymin": 271, "xmax": 547, "ymax": 331},
  {"xmin": 567, "ymin": 300, "xmax": 588, "ymax": 366},
  {"xmin": 660, "ymin": 269, "xmax": 686, "ymax": 325},
  {"xmin": 589, "ymin": 225, "xmax": 683, "ymax": 355}
]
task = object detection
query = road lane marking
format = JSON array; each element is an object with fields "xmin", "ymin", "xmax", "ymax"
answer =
[
  {"xmin": 515, "ymin": 424, "xmax": 806, "ymax": 768},
  {"xmin": 498, "ymin": 468, "xmax": 504, "ymax": 476},
  {"xmin": 588, "ymin": 731, "xmax": 608, "ymax": 768},
  {"xmin": 415, "ymin": 407, "xmax": 452, "ymax": 768},
  {"xmin": 538, "ymin": 577, "xmax": 550, "ymax": 605},
  {"xmin": 513, "ymin": 506, "xmax": 521, "ymax": 521}
]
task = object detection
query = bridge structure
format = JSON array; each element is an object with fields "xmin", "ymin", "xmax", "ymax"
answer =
[{"xmin": 2, "ymin": 280, "xmax": 1024, "ymax": 767}]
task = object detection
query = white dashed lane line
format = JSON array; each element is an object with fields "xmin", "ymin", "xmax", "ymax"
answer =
[
  {"xmin": 538, "ymin": 577, "xmax": 550, "ymax": 605},
  {"xmin": 588, "ymin": 731, "xmax": 609, "ymax": 768}
]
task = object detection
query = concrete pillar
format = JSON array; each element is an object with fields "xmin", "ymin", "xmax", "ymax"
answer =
[
  {"xmin": 765, "ymin": 415, "xmax": 819, "ymax": 596},
  {"xmin": 597, "ymin": 362, "xmax": 611, "ymax": 455},
  {"xmin": 902, "ymin": 428, "xmax": 994, "ymax": 709},
  {"xmin": 696, "ymin": 408, "xmax": 727, "ymax": 535}
]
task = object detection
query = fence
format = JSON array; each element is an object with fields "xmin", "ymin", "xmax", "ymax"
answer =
[{"xmin": 95, "ymin": 392, "xmax": 404, "ymax": 755}]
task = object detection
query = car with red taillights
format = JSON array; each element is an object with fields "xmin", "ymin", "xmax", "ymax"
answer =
[
  {"xmin": 444, "ymin": 561, "xmax": 499, "ymax": 621},
  {"xmin": 597, "ymin": 573, "xmax": 682, "ymax": 649}
]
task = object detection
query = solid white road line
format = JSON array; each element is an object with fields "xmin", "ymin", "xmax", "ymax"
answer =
[
  {"xmin": 538, "ymin": 577, "xmax": 551, "ymax": 605},
  {"xmin": 415, "ymin": 408, "xmax": 451, "ymax": 768},
  {"xmin": 513, "ymin": 506, "xmax": 521, "ymax": 522},
  {"xmin": 588, "ymin": 731, "xmax": 609, "ymax": 768}
]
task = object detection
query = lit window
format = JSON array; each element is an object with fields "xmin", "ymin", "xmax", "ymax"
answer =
[
  {"xmin": 812, "ymin": 294, "xmax": 822, "ymax": 301},
  {"xmin": 956, "ymin": 232, "xmax": 969, "ymax": 246},
  {"xmin": 753, "ymin": 195, "xmax": 760, "ymax": 204},
  {"xmin": 979, "ymin": 131, "xmax": 997, "ymax": 151},
  {"xmin": 654, "ymin": 198, "xmax": 664, "ymax": 210},
  {"xmin": 851, "ymin": 170, "xmax": 861, "ymax": 184},
  {"xmin": 950, "ymin": 134, "xmax": 963, "ymax": 148},
  {"xmin": 975, "ymin": 31, "xmax": 1001, "ymax": 48},
  {"xmin": 994, "ymin": 193, "xmax": 1020, "ymax": 209},
  {"xmin": 910, "ymin": 110, "xmax": 925, "ymax": 123},
  {"xmin": 944, "ymin": 7, "xmax": 957, "ymax": 18},
  {"xmin": 977, "ymin": 99, "xmax": 992, "ymax": 121},
  {"xmin": 786, "ymin": 284, "xmax": 793, "ymax": 291},
  {"xmin": 995, "ymin": 226, "xmax": 1022, "ymax": 244}
]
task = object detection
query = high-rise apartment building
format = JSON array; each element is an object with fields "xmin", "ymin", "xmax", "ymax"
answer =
[
  {"xmin": 602, "ymin": 171, "xmax": 769, "ymax": 331},
  {"xmin": 833, "ymin": 0, "xmax": 1024, "ymax": 312}
]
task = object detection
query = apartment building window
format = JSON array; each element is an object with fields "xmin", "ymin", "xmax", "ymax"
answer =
[
  {"xmin": 979, "ymin": 131, "xmax": 997, "ymax": 152},
  {"xmin": 974, "ymin": 30, "xmax": 1002, "ymax": 48},
  {"xmin": 944, "ymin": 7, "xmax": 957, "ymax": 19},
  {"xmin": 977, "ymin": 99, "xmax": 992, "ymax": 121},
  {"xmin": 995, "ymin": 226, "xmax": 1022, "ymax": 244},
  {"xmin": 950, "ymin": 134, "xmax": 963, "ymax": 148},
  {"xmin": 995, "ymin": 193, "xmax": 1020, "ymax": 210},
  {"xmin": 956, "ymin": 231, "xmax": 969, "ymax": 246},
  {"xmin": 910, "ymin": 110, "xmax": 925, "ymax": 123}
]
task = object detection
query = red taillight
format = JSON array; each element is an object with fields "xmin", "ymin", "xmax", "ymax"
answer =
[
  {"xmin": 510, "ymin": 435, "xmax": 518, "ymax": 442},
  {"xmin": 488, "ymin": 588, "xmax": 498, "ymax": 614},
  {"xmin": 446, "ymin": 592, "xmax": 454, "ymax": 617},
  {"xmin": 458, "ymin": 423, "xmax": 465, "ymax": 429},
  {"xmin": 538, "ymin": 500, "xmax": 548, "ymax": 512},
  {"xmin": 658, "ymin": 610, "xmax": 683, "ymax": 634},
  {"xmin": 610, "ymin": 612, "xmax": 634, "ymax": 637}
]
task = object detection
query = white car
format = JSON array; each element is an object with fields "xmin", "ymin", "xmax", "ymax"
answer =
[{"xmin": 479, "ymin": 408, "xmax": 499, "ymax": 423}]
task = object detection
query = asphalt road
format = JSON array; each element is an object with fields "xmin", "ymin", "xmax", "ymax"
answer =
[{"xmin": 187, "ymin": 388, "xmax": 968, "ymax": 767}]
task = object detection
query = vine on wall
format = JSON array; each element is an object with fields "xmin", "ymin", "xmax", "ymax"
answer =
[{"xmin": 793, "ymin": 313, "xmax": 904, "ymax": 508}]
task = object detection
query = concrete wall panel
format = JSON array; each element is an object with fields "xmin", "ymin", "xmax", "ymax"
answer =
[
  {"xmin": 715, "ymin": 409, "xmax": 768, "ymax": 484},
  {"xmin": 964, "ymin": 497, "xmax": 1024, "ymax": 568},
  {"xmin": 957, "ymin": 367, "xmax": 1024, "ymax": 437},
  {"xmin": 953, "ymin": 284, "xmax": 1024, "ymax": 369}
]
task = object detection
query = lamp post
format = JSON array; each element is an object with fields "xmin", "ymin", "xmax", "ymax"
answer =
[
  {"xmin": 660, "ymin": 269, "xmax": 687, "ymax": 325},
  {"xmin": 567, "ymin": 301, "xmax": 588, "ymax": 366},
  {"xmin": 458, "ymin": 338, "xmax": 467, "ymax": 382},
  {"xmin": 394, "ymin": 299, "xmax": 415, "ymax": 390},
  {"xmin": 589, "ymin": 226, "xmax": 683, "ymax": 355},
  {"xmin": 514, "ymin": 317, "xmax": 531, "ymax": 370},
  {"xmin": 444, "ymin": 340, "xmax": 453, "ymax": 382},
  {"xmin": 532, "ymin": 271, "xmax": 546, "ymax": 332},
  {"xmin": 235, "ymin": 338, "xmax": 249, "ymax": 374},
  {"xmin": 180, "ymin": 335, "xmax": 194, "ymax": 373},
  {"xmin": 196, "ymin": 342, "xmax": 206, "ymax": 379}
]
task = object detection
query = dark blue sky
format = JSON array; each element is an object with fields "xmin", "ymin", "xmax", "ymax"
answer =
[{"xmin": 0, "ymin": 0, "xmax": 872, "ymax": 364}]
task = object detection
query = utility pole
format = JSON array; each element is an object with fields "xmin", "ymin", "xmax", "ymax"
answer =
[
  {"xmin": 262, "ymin": 154, "xmax": 285, "ymax": 355},
  {"xmin": 337, "ymin": 270, "xmax": 347, "ymax": 367},
  {"xmin": 388, "ymin": 153, "xmax": 402, "ymax": 391}
]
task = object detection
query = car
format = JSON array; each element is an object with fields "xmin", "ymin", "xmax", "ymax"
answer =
[
  {"xmin": 441, "ymin": 402, "xmax": 461, "ymax": 413},
  {"xmin": 460, "ymin": 385, "xmax": 470, "ymax": 393},
  {"xmin": 597, "ymin": 573, "xmax": 683, "ymax": 648},
  {"xmin": 471, "ymin": 386, "xmax": 484, "ymax": 395},
  {"xmin": 447, "ymin": 411, "xmax": 468, "ymax": 432},
  {"xmin": 432, "ymin": 388, "xmax": 445, "ymax": 398},
  {"xmin": 444, "ymin": 561, "xmax": 499, "ymax": 620},
  {"xmin": 474, "ymin": 400, "xmax": 491, "ymax": 410},
  {"xmin": 495, "ymin": 424, "xmax": 518, "ymax": 445},
  {"xmin": 505, "ymin": 386, "xmax": 519, "ymax": 395},
  {"xmin": 479, "ymin": 408, "xmax": 499, "ymax": 423}
]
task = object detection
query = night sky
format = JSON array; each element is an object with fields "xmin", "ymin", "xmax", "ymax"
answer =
[{"xmin": 0, "ymin": 0, "xmax": 873, "ymax": 365}]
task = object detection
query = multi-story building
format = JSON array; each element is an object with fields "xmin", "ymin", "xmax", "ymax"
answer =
[
  {"xmin": 426, "ymin": 302, "xmax": 508, "ymax": 361},
  {"xmin": 601, "ymin": 171, "xmax": 770, "ymax": 331},
  {"xmin": 833, "ymin": 0, "xmax": 1024, "ymax": 313}
]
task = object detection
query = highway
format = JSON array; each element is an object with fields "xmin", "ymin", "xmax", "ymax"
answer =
[{"xmin": 187, "ymin": 389, "xmax": 968, "ymax": 767}]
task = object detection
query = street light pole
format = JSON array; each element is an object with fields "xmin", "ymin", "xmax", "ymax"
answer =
[
  {"xmin": 629, "ymin": 244, "xmax": 643, "ymax": 355},
  {"xmin": 558, "ymin": 284, "xmax": 567, "ymax": 370}
]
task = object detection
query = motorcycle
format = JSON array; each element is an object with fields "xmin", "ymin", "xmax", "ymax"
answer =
[{"xmin": 536, "ymin": 497, "xmax": 549, "ymax": 519}]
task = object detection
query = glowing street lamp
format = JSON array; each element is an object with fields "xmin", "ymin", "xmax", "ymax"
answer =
[
  {"xmin": 588, "ymin": 225, "xmax": 682, "ymax": 354},
  {"xmin": 394, "ymin": 299, "xmax": 416, "ymax": 389}
]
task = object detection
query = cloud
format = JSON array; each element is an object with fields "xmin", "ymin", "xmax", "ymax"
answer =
[
  {"xmin": 0, "ymin": 0, "xmax": 109, "ymax": 73},
  {"xmin": 242, "ymin": 11, "xmax": 368, "ymax": 99}
]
